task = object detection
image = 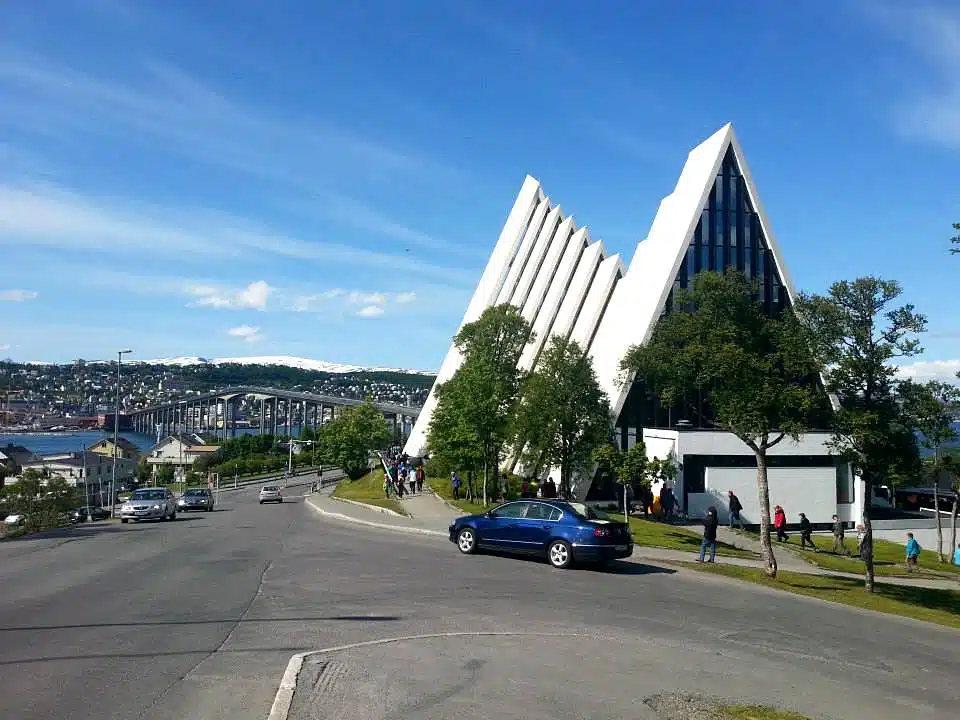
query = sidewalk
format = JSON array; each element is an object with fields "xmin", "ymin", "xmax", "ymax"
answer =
[
  {"xmin": 306, "ymin": 489, "xmax": 956, "ymax": 590},
  {"xmin": 678, "ymin": 521, "xmax": 959, "ymax": 590}
]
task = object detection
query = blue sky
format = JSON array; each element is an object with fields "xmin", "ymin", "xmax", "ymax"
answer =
[{"xmin": 0, "ymin": 0, "xmax": 958, "ymax": 379}]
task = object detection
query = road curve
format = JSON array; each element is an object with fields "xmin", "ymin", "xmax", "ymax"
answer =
[{"xmin": 0, "ymin": 484, "xmax": 956, "ymax": 720}]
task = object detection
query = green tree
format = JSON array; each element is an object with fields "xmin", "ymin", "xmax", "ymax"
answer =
[
  {"xmin": 426, "ymin": 376, "xmax": 483, "ymax": 501},
  {"xmin": 514, "ymin": 337, "xmax": 611, "ymax": 498},
  {"xmin": 317, "ymin": 400, "xmax": 392, "ymax": 480},
  {"xmin": 796, "ymin": 277, "xmax": 926, "ymax": 592},
  {"xmin": 593, "ymin": 442, "xmax": 648, "ymax": 522},
  {"xmin": 622, "ymin": 270, "xmax": 827, "ymax": 578},
  {"xmin": 427, "ymin": 305, "xmax": 532, "ymax": 505},
  {"xmin": 901, "ymin": 380, "xmax": 960, "ymax": 562}
]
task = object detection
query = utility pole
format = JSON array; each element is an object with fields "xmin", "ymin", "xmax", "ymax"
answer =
[{"xmin": 110, "ymin": 349, "xmax": 133, "ymax": 518}]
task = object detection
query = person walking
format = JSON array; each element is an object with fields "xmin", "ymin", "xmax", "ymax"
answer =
[
  {"xmin": 415, "ymin": 464, "xmax": 424, "ymax": 493},
  {"xmin": 773, "ymin": 505, "xmax": 788, "ymax": 542},
  {"xmin": 953, "ymin": 542, "xmax": 960, "ymax": 566},
  {"xmin": 905, "ymin": 532, "xmax": 921, "ymax": 572},
  {"xmin": 660, "ymin": 486, "xmax": 675, "ymax": 521},
  {"xmin": 798, "ymin": 512, "xmax": 817, "ymax": 551},
  {"xmin": 727, "ymin": 490, "xmax": 744, "ymax": 530},
  {"xmin": 698, "ymin": 506, "xmax": 719, "ymax": 563},
  {"xmin": 451, "ymin": 471, "xmax": 461, "ymax": 500},
  {"xmin": 831, "ymin": 514, "xmax": 850, "ymax": 555}
]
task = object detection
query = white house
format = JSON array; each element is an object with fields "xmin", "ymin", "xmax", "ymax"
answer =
[
  {"xmin": 20, "ymin": 450, "xmax": 136, "ymax": 488},
  {"xmin": 146, "ymin": 433, "xmax": 219, "ymax": 470},
  {"xmin": 404, "ymin": 123, "xmax": 861, "ymax": 526}
]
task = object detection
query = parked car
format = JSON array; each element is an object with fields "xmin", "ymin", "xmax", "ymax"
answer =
[
  {"xmin": 178, "ymin": 487, "xmax": 215, "ymax": 512},
  {"xmin": 119, "ymin": 488, "xmax": 177, "ymax": 523},
  {"xmin": 449, "ymin": 500, "xmax": 633, "ymax": 569},
  {"xmin": 259, "ymin": 486, "xmax": 283, "ymax": 504},
  {"xmin": 70, "ymin": 506, "xmax": 110, "ymax": 523}
]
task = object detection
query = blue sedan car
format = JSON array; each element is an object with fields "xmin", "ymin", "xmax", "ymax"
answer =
[{"xmin": 449, "ymin": 499, "xmax": 633, "ymax": 569}]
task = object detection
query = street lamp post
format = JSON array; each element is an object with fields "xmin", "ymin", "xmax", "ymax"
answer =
[
  {"xmin": 286, "ymin": 439, "xmax": 313, "ymax": 488},
  {"xmin": 110, "ymin": 349, "xmax": 133, "ymax": 518}
]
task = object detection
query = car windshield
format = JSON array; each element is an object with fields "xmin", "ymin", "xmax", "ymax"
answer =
[
  {"xmin": 184, "ymin": 489, "xmax": 208, "ymax": 496},
  {"xmin": 262, "ymin": 486, "xmax": 278, "ymax": 492},
  {"xmin": 567, "ymin": 502, "xmax": 613, "ymax": 522},
  {"xmin": 131, "ymin": 490, "xmax": 165, "ymax": 501}
]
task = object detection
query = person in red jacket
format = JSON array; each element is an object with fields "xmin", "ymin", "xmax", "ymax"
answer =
[{"xmin": 773, "ymin": 505, "xmax": 789, "ymax": 543}]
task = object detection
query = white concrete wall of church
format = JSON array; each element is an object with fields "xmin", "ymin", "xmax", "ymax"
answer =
[
  {"xmin": 872, "ymin": 527, "xmax": 949, "ymax": 552},
  {"xmin": 697, "ymin": 466, "xmax": 838, "ymax": 525}
]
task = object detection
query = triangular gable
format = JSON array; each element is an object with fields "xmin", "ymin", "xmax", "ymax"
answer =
[{"xmin": 589, "ymin": 123, "xmax": 798, "ymax": 423}]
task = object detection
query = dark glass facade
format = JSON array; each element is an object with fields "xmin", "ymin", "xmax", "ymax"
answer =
[{"xmin": 616, "ymin": 146, "xmax": 829, "ymax": 436}]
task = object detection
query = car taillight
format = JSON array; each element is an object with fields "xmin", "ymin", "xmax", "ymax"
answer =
[{"xmin": 593, "ymin": 527, "xmax": 610, "ymax": 537}]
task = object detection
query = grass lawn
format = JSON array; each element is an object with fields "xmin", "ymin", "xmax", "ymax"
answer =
[
  {"xmin": 429, "ymin": 475, "xmax": 757, "ymax": 558},
  {"xmin": 676, "ymin": 561, "xmax": 960, "ymax": 630},
  {"xmin": 332, "ymin": 470, "xmax": 405, "ymax": 515},
  {"xmin": 722, "ymin": 705, "xmax": 810, "ymax": 720},
  {"xmin": 738, "ymin": 529, "xmax": 960, "ymax": 580}
]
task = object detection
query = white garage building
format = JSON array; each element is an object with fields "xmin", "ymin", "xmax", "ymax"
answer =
[{"xmin": 405, "ymin": 123, "xmax": 861, "ymax": 526}]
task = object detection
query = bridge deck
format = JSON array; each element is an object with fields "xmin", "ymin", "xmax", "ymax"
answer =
[{"xmin": 129, "ymin": 385, "xmax": 420, "ymax": 417}]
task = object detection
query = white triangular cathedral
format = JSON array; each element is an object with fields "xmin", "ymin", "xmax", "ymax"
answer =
[{"xmin": 407, "ymin": 124, "xmax": 864, "ymax": 526}]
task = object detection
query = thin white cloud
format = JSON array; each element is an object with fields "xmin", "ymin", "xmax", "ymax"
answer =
[
  {"xmin": 865, "ymin": 2, "xmax": 960, "ymax": 149},
  {"xmin": 0, "ymin": 51, "xmax": 459, "ymax": 189},
  {"xmin": 356, "ymin": 305, "xmax": 385, "ymax": 318},
  {"xmin": 0, "ymin": 183, "xmax": 476, "ymax": 287},
  {"xmin": 895, "ymin": 359, "xmax": 960, "ymax": 384},
  {"xmin": 0, "ymin": 344, "xmax": 10, "ymax": 351},
  {"xmin": 227, "ymin": 325, "xmax": 262, "ymax": 343},
  {"xmin": 395, "ymin": 291, "xmax": 416, "ymax": 304},
  {"xmin": 0, "ymin": 289, "xmax": 38, "ymax": 302},
  {"xmin": 346, "ymin": 291, "xmax": 387, "ymax": 305},
  {"xmin": 187, "ymin": 280, "xmax": 272, "ymax": 310}
]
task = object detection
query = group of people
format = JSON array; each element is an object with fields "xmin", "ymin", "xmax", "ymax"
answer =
[{"xmin": 383, "ymin": 451, "xmax": 424, "ymax": 498}]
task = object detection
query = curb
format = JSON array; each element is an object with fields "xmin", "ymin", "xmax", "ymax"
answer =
[
  {"xmin": 304, "ymin": 496, "xmax": 445, "ymax": 538},
  {"xmin": 266, "ymin": 631, "xmax": 588, "ymax": 720},
  {"xmin": 429, "ymin": 488, "xmax": 467, "ymax": 515},
  {"xmin": 331, "ymin": 496, "xmax": 407, "ymax": 518}
]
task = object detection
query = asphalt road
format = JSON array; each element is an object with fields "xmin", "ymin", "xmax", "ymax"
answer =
[{"xmin": 0, "ymin": 482, "xmax": 957, "ymax": 720}]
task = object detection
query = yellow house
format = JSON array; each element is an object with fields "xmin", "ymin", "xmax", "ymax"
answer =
[{"xmin": 88, "ymin": 437, "xmax": 141, "ymax": 461}]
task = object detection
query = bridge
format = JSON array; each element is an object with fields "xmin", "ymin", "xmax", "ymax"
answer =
[{"xmin": 128, "ymin": 386, "xmax": 421, "ymax": 442}]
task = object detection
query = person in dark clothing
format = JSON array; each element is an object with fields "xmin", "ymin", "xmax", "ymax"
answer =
[
  {"xmin": 798, "ymin": 512, "xmax": 817, "ymax": 551},
  {"xmin": 698, "ymin": 506, "xmax": 719, "ymax": 563},
  {"xmin": 727, "ymin": 490, "xmax": 744, "ymax": 530},
  {"xmin": 638, "ymin": 485, "xmax": 653, "ymax": 518},
  {"xmin": 831, "ymin": 514, "xmax": 850, "ymax": 555},
  {"xmin": 415, "ymin": 464, "xmax": 424, "ymax": 493},
  {"xmin": 660, "ymin": 486, "xmax": 675, "ymax": 520}
]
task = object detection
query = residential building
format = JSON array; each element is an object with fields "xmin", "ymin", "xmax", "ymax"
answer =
[
  {"xmin": 88, "ymin": 437, "xmax": 141, "ymax": 461},
  {"xmin": 145, "ymin": 433, "xmax": 219, "ymax": 470},
  {"xmin": 0, "ymin": 444, "xmax": 40, "ymax": 474},
  {"xmin": 405, "ymin": 123, "xmax": 860, "ymax": 526},
  {"xmin": 20, "ymin": 450, "xmax": 135, "ymax": 488}
]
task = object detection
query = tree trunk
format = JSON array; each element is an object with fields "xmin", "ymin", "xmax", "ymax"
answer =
[
  {"xmin": 755, "ymin": 451, "xmax": 778, "ymax": 578},
  {"xmin": 934, "ymin": 476, "xmax": 943, "ymax": 562},
  {"xmin": 482, "ymin": 452, "xmax": 488, "ymax": 507},
  {"xmin": 861, "ymin": 478, "xmax": 875, "ymax": 593}
]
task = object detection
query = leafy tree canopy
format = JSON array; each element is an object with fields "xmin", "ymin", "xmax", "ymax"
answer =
[
  {"xmin": 514, "ymin": 336, "xmax": 611, "ymax": 495},
  {"xmin": 317, "ymin": 400, "xmax": 392, "ymax": 480}
]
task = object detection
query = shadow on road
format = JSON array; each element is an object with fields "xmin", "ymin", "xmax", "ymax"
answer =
[
  {"xmin": 3, "ymin": 515, "xmax": 210, "ymax": 542},
  {"xmin": 584, "ymin": 560, "xmax": 677, "ymax": 576},
  {"xmin": 0, "ymin": 615, "xmax": 403, "ymax": 632}
]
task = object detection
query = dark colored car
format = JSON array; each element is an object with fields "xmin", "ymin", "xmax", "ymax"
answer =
[
  {"xmin": 449, "ymin": 500, "xmax": 633, "ymax": 569},
  {"xmin": 178, "ymin": 487, "xmax": 215, "ymax": 512},
  {"xmin": 70, "ymin": 506, "xmax": 110, "ymax": 523}
]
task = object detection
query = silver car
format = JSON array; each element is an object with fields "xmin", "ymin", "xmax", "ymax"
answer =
[
  {"xmin": 120, "ymin": 488, "xmax": 177, "ymax": 523},
  {"xmin": 259, "ymin": 486, "xmax": 282, "ymax": 504},
  {"xmin": 178, "ymin": 487, "xmax": 215, "ymax": 512}
]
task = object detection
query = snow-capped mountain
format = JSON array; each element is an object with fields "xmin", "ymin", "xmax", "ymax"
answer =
[{"xmin": 138, "ymin": 355, "xmax": 435, "ymax": 375}]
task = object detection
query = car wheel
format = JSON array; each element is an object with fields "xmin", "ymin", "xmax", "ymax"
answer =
[
  {"xmin": 456, "ymin": 527, "xmax": 477, "ymax": 554},
  {"xmin": 259, "ymin": 500, "xmax": 264, "ymax": 505},
  {"xmin": 547, "ymin": 540, "xmax": 573, "ymax": 569},
  {"xmin": 121, "ymin": 519, "xmax": 128, "ymax": 524}
]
